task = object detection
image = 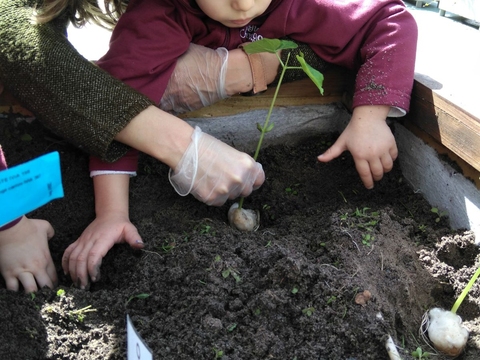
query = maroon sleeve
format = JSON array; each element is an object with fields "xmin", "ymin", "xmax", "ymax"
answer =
[
  {"xmin": 96, "ymin": 0, "xmax": 192, "ymax": 104},
  {"xmin": 266, "ymin": 0, "xmax": 417, "ymax": 113},
  {"xmin": 89, "ymin": 148, "xmax": 140, "ymax": 173}
]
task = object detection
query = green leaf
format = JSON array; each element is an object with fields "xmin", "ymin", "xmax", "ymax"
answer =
[
  {"xmin": 242, "ymin": 38, "xmax": 298, "ymax": 54},
  {"xmin": 256, "ymin": 122, "xmax": 263, "ymax": 132},
  {"xmin": 265, "ymin": 123, "xmax": 275, "ymax": 132},
  {"xmin": 296, "ymin": 53, "xmax": 324, "ymax": 95}
]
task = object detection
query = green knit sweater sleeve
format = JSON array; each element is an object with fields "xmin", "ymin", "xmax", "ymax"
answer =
[{"xmin": 0, "ymin": 0, "xmax": 154, "ymax": 162}]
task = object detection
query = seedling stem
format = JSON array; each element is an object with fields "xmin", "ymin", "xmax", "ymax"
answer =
[{"xmin": 451, "ymin": 265, "xmax": 480, "ymax": 314}]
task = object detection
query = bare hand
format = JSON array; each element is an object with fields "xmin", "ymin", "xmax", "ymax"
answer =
[
  {"xmin": 0, "ymin": 216, "xmax": 56, "ymax": 293},
  {"xmin": 317, "ymin": 105, "xmax": 397, "ymax": 189},
  {"xmin": 62, "ymin": 213, "xmax": 144, "ymax": 289}
]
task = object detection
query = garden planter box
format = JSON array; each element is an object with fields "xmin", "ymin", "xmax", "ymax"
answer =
[{"xmin": 1, "ymin": 60, "xmax": 480, "ymax": 360}]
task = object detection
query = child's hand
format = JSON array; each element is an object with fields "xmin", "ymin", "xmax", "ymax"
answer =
[
  {"xmin": 0, "ymin": 216, "xmax": 57, "ymax": 293},
  {"xmin": 318, "ymin": 105, "xmax": 397, "ymax": 189},
  {"xmin": 62, "ymin": 212, "xmax": 144, "ymax": 289}
]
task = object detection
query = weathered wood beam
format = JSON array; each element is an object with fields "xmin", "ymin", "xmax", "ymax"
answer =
[
  {"xmin": 180, "ymin": 65, "xmax": 354, "ymax": 118},
  {"xmin": 403, "ymin": 79, "xmax": 480, "ymax": 173}
]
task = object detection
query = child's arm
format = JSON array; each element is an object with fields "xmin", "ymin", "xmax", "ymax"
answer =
[
  {"xmin": 318, "ymin": 105, "xmax": 396, "ymax": 189},
  {"xmin": 0, "ymin": 216, "xmax": 56, "ymax": 293},
  {"xmin": 62, "ymin": 174, "xmax": 144, "ymax": 289}
]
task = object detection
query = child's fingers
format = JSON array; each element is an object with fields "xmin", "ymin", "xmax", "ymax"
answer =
[
  {"xmin": 18, "ymin": 272, "xmax": 38, "ymax": 293},
  {"xmin": 5, "ymin": 276, "xmax": 19, "ymax": 292},
  {"xmin": 317, "ymin": 140, "xmax": 345, "ymax": 163},
  {"xmin": 46, "ymin": 258, "xmax": 58, "ymax": 287},
  {"xmin": 355, "ymin": 159, "xmax": 374, "ymax": 189},
  {"xmin": 124, "ymin": 225, "xmax": 144, "ymax": 249},
  {"xmin": 369, "ymin": 159, "xmax": 385, "ymax": 182},
  {"xmin": 64, "ymin": 242, "xmax": 90, "ymax": 288},
  {"xmin": 34, "ymin": 269, "xmax": 55, "ymax": 290},
  {"xmin": 62, "ymin": 243, "xmax": 75, "ymax": 275}
]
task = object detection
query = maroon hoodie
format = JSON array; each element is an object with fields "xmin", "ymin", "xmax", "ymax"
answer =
[{"xmin": 93, "ymin": 0, "xmax": 417, "ymax": 172}]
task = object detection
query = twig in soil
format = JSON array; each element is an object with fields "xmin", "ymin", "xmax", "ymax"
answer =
[
  {"xmin": 141, "ymin": 249, "xmax": 163, "ymax": 258},
  {"xmin": 367, "ymin": 244, "xmax": 375, "ymax": 256},
  {"xmin": 340, "ymin": 229, "xmax": 360, "ymax": 252}
]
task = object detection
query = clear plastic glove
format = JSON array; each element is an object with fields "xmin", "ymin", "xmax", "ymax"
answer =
[
  {"xmin": 0, "ymin": 216, "xmax": 57, "ymax": 293},
  {"xmin": 160, "ymin": 43, "xmax": 228, "ymax": 113},
  {"xmin": 169, "ymin": 126, "xmax": 265, "ymax": 206}
]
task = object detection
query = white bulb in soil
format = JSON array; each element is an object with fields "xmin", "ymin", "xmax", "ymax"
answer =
[
  {"xmin": 228, "ymin": 202, "xmax": 260, "ymax": 231},
  {"xmin": 427, "ymin": 307, "xmax": 469, "ymax": 357}
]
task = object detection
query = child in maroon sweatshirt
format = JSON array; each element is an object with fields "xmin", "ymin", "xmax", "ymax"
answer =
[{"xmin": 65, "ymin": 0, "xmax": 418, "ymax": 289}]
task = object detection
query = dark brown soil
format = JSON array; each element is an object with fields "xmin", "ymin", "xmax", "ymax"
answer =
[{"xmin": 1, "ymin": 115, "xmax": 479, "ymax": 360}]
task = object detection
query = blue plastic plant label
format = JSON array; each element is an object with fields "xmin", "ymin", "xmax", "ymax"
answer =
[{"xmin": 0, "ymin": 152, "xmax": 64, "ymax": 227}]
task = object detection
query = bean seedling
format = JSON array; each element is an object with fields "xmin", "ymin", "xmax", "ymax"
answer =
[
  {"xmin": 228, "ymin": 38, "xmax": 324, "ymax": 231},
  {"xmin": 420, "ymin": 264, "xmax": 479, "ymax": 356}
]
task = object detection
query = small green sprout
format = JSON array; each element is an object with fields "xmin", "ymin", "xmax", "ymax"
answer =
[
  {"xmin": 56, "ymin": 289, "xmax": 65, "ymax": 297},
  {"xmin": 418, "ymin": 224, "xmax": 427, "ymax": 232},
  {"xmin": 326, "ymin": 296, "xmax": 337, "ymax": 305},
  {"xmin": 213, "ymin": 348, "xmax": 224, "ymax": 359},
  {"xmin": 126, "ymin": 293, "xmax": 150, "ymax": 306},
  {"xmin": 362, "ymin": 233, "xmax": 374, "ymax": 246},
  {"xmin": 285, "ymin": 183, "xmax": 300, "ymax": 196},
  {"xmin": 431, "ymin": 207, "xmax": 447, "ymax": 223},
  {"xmin": 412, "ymin": 346, "xmax": 431, "ymax": 359},
  {"xmin": 302, "ymin": 306, "xmax": 315, "ymax": 316},
  {"xmin": 291, "ymin": 286, "xmax": 299, "ymax": 294},
  {"xmin": 196, "ymin": 223, "xmax": 215, "ymax": 236},
  {"xmin": 68, "ymin": 305, "xmax": 96, "ymax": 322},
  {"xmin": 222, "ymin": 268, "xmax": 241, "ymax": 283},
  {"xmin": 227, "ymin": 323, "xmax": 237, "ymax": 332}
]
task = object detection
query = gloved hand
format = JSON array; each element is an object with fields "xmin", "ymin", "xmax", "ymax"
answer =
[
  {"xmin": 160, "ymin": 43, "xmax": 229, "ymax": 113},
  {"xmin": 169, "ymin": 126, "xmax": 264, "ymax": 206}
]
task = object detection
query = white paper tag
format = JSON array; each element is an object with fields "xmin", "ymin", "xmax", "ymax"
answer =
[{"xmin": 126, "ymin": 314, "xmax": 153, "ymax": 360}]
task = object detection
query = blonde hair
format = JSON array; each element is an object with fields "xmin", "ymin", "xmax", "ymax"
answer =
[{"xmin": 34, "ymin": 0, "xmax": 128, "ymax": 29}]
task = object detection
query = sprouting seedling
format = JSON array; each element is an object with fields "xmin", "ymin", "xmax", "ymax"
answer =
[
  {"xmin": 229, "ymin": 38, "xmax": 324, "ymax": 231},
  {"xmin": 430, "ymin": 207, "xmax": 447, "ymax": 223},
  {"xmin": 420, "ymin": 264, "xmax": 479, "ymax": 356},
  {"xmin": 67, "ymin": 305, "xmax": 97, "ymax": 322},
  {"xmin": 411, "ymin": 346, "xmax": 431, "ymax": 359},
  {"xmin": 126, "ymin": 293, "xmax": 150, "ymax": 306}
]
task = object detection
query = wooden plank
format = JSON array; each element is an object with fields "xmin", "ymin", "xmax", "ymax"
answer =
[
  {"xmin": 403, "ymin": 79, "xmax": 480, "ymax": 172},
  {"xmin": 181, "ymin": 65, "xmax": 354, "ymax": 118}
]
